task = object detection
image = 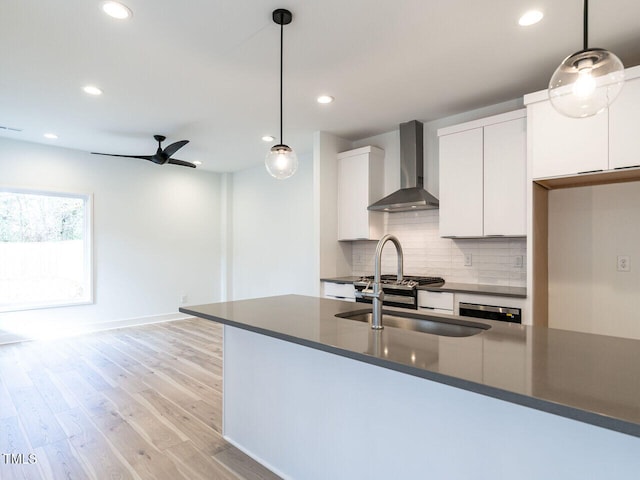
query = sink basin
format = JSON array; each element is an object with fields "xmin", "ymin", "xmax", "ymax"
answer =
[{"xmin": 335, "ymin": 308, "xmax": 490, "ymax": 337}]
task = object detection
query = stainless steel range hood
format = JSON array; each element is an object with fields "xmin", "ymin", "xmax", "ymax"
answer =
[{"xmin": 368, "ymin": 120, "xmax": 439, "ymax": 212}]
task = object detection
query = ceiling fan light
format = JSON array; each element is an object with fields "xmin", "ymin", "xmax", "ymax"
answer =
[
  {"xmin": 549, "ymin": 48, "xmax": 625, "ymax": 118},
  {"xmin": 265, "ymin": 144, "xmax": 298, "ymax": 179}
]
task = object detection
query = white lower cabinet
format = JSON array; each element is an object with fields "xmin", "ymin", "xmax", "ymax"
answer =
[
  {"xmin": 322, "ymin": 281, "xmax": 356, "ymax": 302},
  {"xmin": 417, "ymin": 290, "xmax": 454, "ymax": 314}
]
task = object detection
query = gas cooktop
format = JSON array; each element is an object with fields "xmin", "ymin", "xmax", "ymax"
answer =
[{"xmin": 354, "ymin": 275, "xmax": 445, "ymax": 289}]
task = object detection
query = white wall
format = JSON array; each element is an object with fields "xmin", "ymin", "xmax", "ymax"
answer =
[
  {"xmin": 0, "ymin": 137, "xmax": 223, "ymax": 342},
  {"xmin": 314, "ymin": 132, "xmax": 354, "ymax": 285},
  {"xmin": 230, "ymin": 154, "xmax": 315, "ymax": 300},
  {"xmin": 548, "ymin": 182, "xmax": 640, "ymax": 340}
]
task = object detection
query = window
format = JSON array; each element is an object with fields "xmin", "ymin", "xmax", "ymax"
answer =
[{"xmin": 0, "ymin": 188, "xmax": 93, "ymax": 312}]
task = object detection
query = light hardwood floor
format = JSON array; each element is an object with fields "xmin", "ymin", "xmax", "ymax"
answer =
[{"xmin": 0, "ymin": 318, "xmax": 282, "ymax": 480}]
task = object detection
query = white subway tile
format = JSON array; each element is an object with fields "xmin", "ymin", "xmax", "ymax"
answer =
[{"xmin": 352, "ymin": 215, "xmax": 526, "ymax": 286}]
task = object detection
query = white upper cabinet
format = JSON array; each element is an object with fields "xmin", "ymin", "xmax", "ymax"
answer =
[
  {"xmin": 439, "ymin": 128, "xmax": 484, "ymax": 237},
  {"xmin": 525, "ymin": 65, "xmax": 640, "ymax": 179},
  {"xmin": 484, "ymin": 117, "xmax": 527, "ymax": 236},
  {"xmin": 528, "ymin": 100, "xmax": 608, "ymax": 179},
  {"xmin": 438, "ymin": 110, "xmax": 527, "ymax": 238},
  {"xmin": 609, "ymin": 76, "xmax": 640, "ymax": 170},
  {"xmin": 337, "ymin": 146, "xmax": 384, "ymax": 241}
]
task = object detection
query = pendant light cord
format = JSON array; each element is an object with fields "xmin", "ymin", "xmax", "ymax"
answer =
[
  {"xmin": 279, "ymin": 20, "xmax": 284, "ymax": 145},
  {"xmin": 583, "ymin": 0, "xmax": 588, "ymax": 50}
]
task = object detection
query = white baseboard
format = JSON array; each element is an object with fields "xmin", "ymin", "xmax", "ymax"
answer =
[
  {"xmin": 0, "ymin": 312, "xmax": 194, "ymax": 345},
  {"xmin": 221, "ymin": 434, "xmax": 290, "ymax": 480}
]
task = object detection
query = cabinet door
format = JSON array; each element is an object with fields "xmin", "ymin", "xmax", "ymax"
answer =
[
  {"xmin": 484, "ymin": 118, "xmax": 526, "ymax": 236},
  {"xmin": 322, "ymin": 281, "xmax": 356, "ymax": 301},
  {"xmin": 338, "ymin": 153, "xmax": 369, "ymax": 240},
  {"xmin": 439, "ymin": 128, "xmax": 484, "ymax": 237},
  {"xmin": 530, "ymin": 100, "xmax": 608, "ymax": 179},
  {"xmin": 418, "ymin": 290, "xmax": 454, "ymax": 311},
  {"xmin": 609, "ymin": 77, "xmax": 640, "ymax": 169}
]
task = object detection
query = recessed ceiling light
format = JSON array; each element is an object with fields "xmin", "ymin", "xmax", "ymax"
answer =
[
  {"xmin": 44, "ymin": 133, "xmax": 58, "ymax": 139},
  {"xmin": 317, "ymin": 95, "xmax": 334, "ymax": 104},
  {"xmin": 518, "ymin": 10, "xmax": 543, "ymax": 26},
  {"xmin": 193, "ymin": 161, "xmax": 202, "ymax": 166},
  {"xmin": 262, "ymin": 135, "xmax": 275, "ymax": 142},
  {"xmin": 102, "ymin": 1, "xmax": 132, "ymax": 20},
  {"xmin": 82, "ymin": 85, "xmax": 103, "ymax": 96}
]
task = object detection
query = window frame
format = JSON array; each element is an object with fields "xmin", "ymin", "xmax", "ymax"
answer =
[{"xmin": 0, "ymin": 186, "xmax": 94, "ymax": 312}]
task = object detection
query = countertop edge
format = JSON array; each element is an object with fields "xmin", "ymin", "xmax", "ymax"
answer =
[
  {"xmin": 320, "ymin": 276, "xmax": 360, "ymax": 284},
  {"xmin": 180, "ymin": 306, "xmax": 639, "ymax": 439},
  {"xmin": 419, "ymin": 285, "xmax": 527, "ymax": 298}
]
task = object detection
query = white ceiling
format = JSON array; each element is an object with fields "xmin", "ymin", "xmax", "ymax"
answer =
[{"xmin": 2, "ymin": 0, "xmax": 639, "ymax": 173}]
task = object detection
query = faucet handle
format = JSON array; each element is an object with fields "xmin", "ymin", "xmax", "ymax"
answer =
[{"xmin": 355, "ymin": 288, "xmax": 383, "ymax": 301}]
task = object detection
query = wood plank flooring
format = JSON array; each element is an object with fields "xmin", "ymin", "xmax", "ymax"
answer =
[{"xmin": 0, "ymin": 318, "xmax": 281, "ymax": 480}]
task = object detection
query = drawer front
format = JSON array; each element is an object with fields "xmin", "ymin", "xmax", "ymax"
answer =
[
  {"xmin": 323, "ymin": 282, "xmax": 356, "ymax": 300},
  {"xmin": 418, "ymin": 290, "xmax": 454, "ymax": 311},
  {"xmin": 418, "ymin": 307, "xmax": 454, "ymax": 315}
]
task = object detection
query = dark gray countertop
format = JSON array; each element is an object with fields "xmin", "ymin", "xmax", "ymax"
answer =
[
  {"xmin": 181, "ymin": 295, "xmax": 640, "ymax": 438},
  {"xmin": 321, "ymin": 277, "xmax": 527, "ymax": 298},
  {"xmin": 420, "ymin": 282, "xmax": 527, "ymax": 298},
  {"xmin": 320, "ymin": 276, "xmax": 361, "ymax": 284}
]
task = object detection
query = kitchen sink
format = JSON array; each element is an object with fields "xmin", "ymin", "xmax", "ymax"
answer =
[{"xmin": 335, "ymin": 308, "xmax": 490, "ymax": 337}]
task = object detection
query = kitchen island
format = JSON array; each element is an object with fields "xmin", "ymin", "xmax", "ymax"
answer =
[{"xmin": 180, "ymin": 295, "xmax": 640, "ymax": 480}]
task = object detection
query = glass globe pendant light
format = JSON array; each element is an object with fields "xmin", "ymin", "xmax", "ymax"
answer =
[
  {"xmin": 265, "ymin": 8, "xmax": 298, "ymax": 179},
  {"xmin": 548, "ymin": 0, "xmax": 624, "ymax": 118}
]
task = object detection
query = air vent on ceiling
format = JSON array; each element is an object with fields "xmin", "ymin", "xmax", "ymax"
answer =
[{"xmin": 0, "ymin": 125, "xmax": 23, "ymax": 132}]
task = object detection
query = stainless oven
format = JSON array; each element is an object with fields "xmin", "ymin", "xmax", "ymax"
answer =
[{"xmin": 354, "ymin": 275, "xmax": 445, "ymax": 310}]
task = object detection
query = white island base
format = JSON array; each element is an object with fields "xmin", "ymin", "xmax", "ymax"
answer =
[{"xmin": 223, "ymin": 326, "xmax": 639, "ymax": 480}]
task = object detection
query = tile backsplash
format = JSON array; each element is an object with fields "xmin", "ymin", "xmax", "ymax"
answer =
[{"xmin": 351, "ymin": 210, "xmax": 526, "ymax": 287}]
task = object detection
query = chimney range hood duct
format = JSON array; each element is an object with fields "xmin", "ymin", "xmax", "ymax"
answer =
[{"xmin": 368, "ymin": 120, "xmax": 439, "ymax": 212}]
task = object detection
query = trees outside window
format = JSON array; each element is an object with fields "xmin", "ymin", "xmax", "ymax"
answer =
[{"xmin": 0, "ymin": 189, "xmax": 93, "ymax": 311}]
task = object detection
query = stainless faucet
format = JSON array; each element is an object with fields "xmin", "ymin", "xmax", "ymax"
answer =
[{"xmin": 356, "ymin": 234, "xmax": 404, "ymax": 329}]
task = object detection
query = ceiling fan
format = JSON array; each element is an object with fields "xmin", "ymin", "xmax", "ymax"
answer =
[{"xmin": 92, "ymin": 135, "xmax": 196, "ymax": 168}]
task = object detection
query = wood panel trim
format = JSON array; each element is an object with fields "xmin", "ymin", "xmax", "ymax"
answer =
[{"xmin": 532, "ymin": 183, "xmax": 548, "ymax": 326}]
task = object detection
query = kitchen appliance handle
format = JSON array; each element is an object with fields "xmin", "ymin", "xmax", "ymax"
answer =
[{"xmin": 459, "ymin": 302, "xmax": 520, "ymax": 316}]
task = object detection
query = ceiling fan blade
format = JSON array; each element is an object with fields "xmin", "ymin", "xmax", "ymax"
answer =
[
  {"xmin": 167, "ymin": 158, "xmax": 197, "ymax": 168},
  {"xmin": 162, "ymin": 140, "xmax": 189, "ymax": 158},
  {"xmin": 91, "ymin": 152, "xmax": 153, "ymax": 160}
]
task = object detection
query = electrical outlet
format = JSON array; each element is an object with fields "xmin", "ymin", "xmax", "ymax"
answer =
[
  {"xmin": 617, "ymin": 256, "xmax": 630, "ymax": 272},
  {"xmin": 514, "ymin": 255, "xmax": 524, "ymax": 268},
  {"xmin": 180, "ymin": 294, "xmax": 188, "ymax": 304},
  {"xmin": 464, "ymin": 253, "xmax": 472, "ymax": 267}
]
